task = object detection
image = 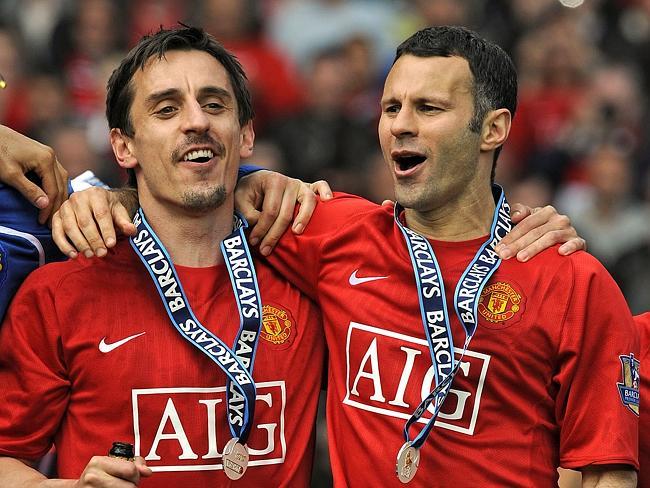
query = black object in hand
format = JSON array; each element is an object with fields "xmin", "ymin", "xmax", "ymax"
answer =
[{"xmin": 109, "ymin": 441, "xmax": 135, "ymax": 461}]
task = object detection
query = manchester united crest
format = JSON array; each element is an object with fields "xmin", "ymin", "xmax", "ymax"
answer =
[
  {"xmin": 261, "ymin": 304, "xmax": 294, "ymax": 347},
  {"xmin": 617, "ymin": 353, "xmax": 640, "ymax": 416},
  {"xmin": 478, "ymin": 281, "xmax": 522, "ymax": 326}
]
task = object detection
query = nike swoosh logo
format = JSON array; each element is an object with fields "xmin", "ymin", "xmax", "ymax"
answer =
[
  {"xmin": 349, "ymin": 269, "xmax": 389, "ymax": 286},
  {"xmin": 99, "ymin": 332, "xmax": 146, "ymax": 353}
]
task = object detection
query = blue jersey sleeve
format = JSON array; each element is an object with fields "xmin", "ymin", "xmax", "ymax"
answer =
[
  {"xmin": 0, "ymin": 184, "xmax": 65, "ymax": 322},
  {"xmin": 238, "ymin": 165, "xmax": 263, "ymax": 180}
]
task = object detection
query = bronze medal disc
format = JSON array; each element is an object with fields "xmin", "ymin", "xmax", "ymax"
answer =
[
  {"xmin": 396, "ymin": 441, "xmax": 420, "ymax": 484},
  {"xmin": 223, "ymin": 438, "xmax": 249, "ymax": 480}
]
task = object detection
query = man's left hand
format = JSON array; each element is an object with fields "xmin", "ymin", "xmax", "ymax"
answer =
[
  {"xmin": 0, "ymin": 125, "xmax": 68, "ymax": 224},
  {"xmin": 235, "ymin": 170, "xmax": 332, "ymax": 256},
  {"xmin": 495, "ymin": 204, "xmax": 586, "ymax": 261}
]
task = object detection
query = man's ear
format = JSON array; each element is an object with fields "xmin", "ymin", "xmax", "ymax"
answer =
[
  {"xmin": 110, "ymin": 128, "xmax": 138, "ymax": 169},
  {"xmin": 480, "ymin": 108, "xmax": 511, "ymax": 153},
  {"xmin": 239, "ymin": 120, "xmax": 255, "ymax": 159}
]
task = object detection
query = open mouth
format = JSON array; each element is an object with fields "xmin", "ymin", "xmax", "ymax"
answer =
[
  {"xmin": 394, "ymin": 154, "xmax": 426, "ymax": 172},
  {"xmin": 182, "ymin": 149, "xmax": 215, "ymax": 163}
]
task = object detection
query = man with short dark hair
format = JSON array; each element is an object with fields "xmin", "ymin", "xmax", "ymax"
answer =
[
  {"xmin": 0, "ymin": 27, "xmax": 325, "ymax": 487},
  {"xmin": 262, "ymin": 26, "xmax": 638, "ymax": 486}
]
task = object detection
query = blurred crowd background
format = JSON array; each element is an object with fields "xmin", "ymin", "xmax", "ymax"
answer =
[
  {"xmin": 0, "ymin": 0, "xmax": 647, "ymax": 485},
  {"xmin": 2, "ymin": 0, "xmax": 650, "ymax": 314}
]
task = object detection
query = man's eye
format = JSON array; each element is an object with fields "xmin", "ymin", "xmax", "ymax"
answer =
[
  {"xmin": 204, "ymin": 102, "xmax": 224, "ymax": 111},
  {"xmin": 384, "ymin": 105, "xmax": 400, "ymax": 114},
  {"xmin": 156, "ymin": 106, "xmax": 177, "ymax": 115},
  {"xmin": 420, "ymin": 104, "xmax": 440, "ymax": 113}
]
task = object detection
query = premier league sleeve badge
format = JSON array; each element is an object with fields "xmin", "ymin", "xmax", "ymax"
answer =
[{"xmin": 617, "ymin": 353, "xmax": 640, "ymax": 416}]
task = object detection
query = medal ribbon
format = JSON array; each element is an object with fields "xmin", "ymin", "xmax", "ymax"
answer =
[
  {"xmin": 395, "ymin": 184, "xmax": 511, "ymax": 449},
  {"xmin": 130, "ymin": 208, "xmax": 263, "ymax": 444}
]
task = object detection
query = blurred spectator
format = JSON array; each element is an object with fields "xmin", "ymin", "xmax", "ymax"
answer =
[
  {"xmin": 341, "ymin": 35, "xmax": 384, "ymax": 127},
  {"xmin": 556, "ymin": 144, "xmax": 650, "ymax": 267},
  {"xmin": 505, "ymin": 174, "xmax": 554, "ymax": 210},
  {"xmin": 612, "ymin": 160, "xmax": 650, "ymax": 315},
  {"xmin": 200, "ymin": 0, "xmax": 305, "ymax": 134},
  {"xmin": 23, "ymin": 72, "xmax": 71, "ymax": 141},
  {"xmin": 0, "ymin": 0, "xmax": 67, "ymax": 69},
  {"xmin": 613, "ymin": 238, "xmax": 650, "ymax": 314},
  {"xmin": 242, "ymin": 138, "xmax": 286, "ymax": 173},
  {"xmin": 394, "ymin": 0, "xmax": 477, "ymax": 42},
  {"xmin": 510, "ymin": 0, "xmax": 566, "ymax": 29},
  {"xmin": 410, "ymin": 0, "xmax": 474, "ymax": 26},
  {"xmin": 599, "ymin": 0, "xmax": 650, "ymax": 94},
  {"xmin": 50, "ymin": 0, "xmax": 124, "ymax": 119},
  {"xmin": 270, "ymin": 46, "xmax": 375, "ymax": 195},
  {"xmin": 0, "ymin": 28, "xmax": 30, "ymax": 132},
  {"xmin": 84, "ymin": 53, "xmax": 124, "ymax": 159},
  {"xmin": 42, "ymin": 122, "xmax": 124, "ymax": 187},
  {"xmin": 127, "ymin": 0, "xmax": 189, "ymax": 47},
  {"xmin": 504, "ymin": 9, "xmax": 596, "ymax": 187},
  {"xmin": 564, "ymin": 63, "xmax": 644, "ymax": 153},
  {"xmin": 268, "ymin": 0, "xmax": 399, "ymax": 76}
]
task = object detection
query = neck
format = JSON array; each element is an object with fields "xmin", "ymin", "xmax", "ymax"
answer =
[
  {"xmin": 139, "ymin": 196, "xmax": 235, "ymax": 267},
  {"xmin": 404, "ymin": 184, "xmax": 496, "ymax": 241}
]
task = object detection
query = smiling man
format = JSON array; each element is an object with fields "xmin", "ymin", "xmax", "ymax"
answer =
[{"xmin": 0, "ymin": 27, "xmax": 324, "ymax": 487}]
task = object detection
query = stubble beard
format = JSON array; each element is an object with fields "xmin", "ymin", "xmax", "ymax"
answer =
[
  {"xmin": 395, "ymin": 179, "xmax": 444, "ymax": 215},
  {"xmin": 181, "ymin": 185, "xmax": 227, "ymax": 212}
]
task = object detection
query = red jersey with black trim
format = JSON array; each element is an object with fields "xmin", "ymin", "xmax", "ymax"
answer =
[
  {"xmin": 0, "ymin": 239, "xmax": 325, "ymax": 487},
  {"xmin": 636, "ymin": 312, "xmax": 650, "ymax": 488},
  {"xmin": 267, "ymin": 193, "xmax": 640, "ymax": 487}
]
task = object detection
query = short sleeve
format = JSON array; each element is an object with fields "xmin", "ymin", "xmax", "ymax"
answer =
[
  {"xmin": 0, "ymin": 269, "xmax": 71, "ymax": 460},
  {"xmin": 554, "ymin": 254, "xmax": 639, "ymax": 469}
]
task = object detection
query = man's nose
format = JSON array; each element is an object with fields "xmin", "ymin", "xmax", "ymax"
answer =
[
  {"xmin": 181, "ymin": 100, "xmax": 211, "ymax": 133},
  {"xmin": 390, "ymin": 107, "xmax": 418, "ymax": 138}
]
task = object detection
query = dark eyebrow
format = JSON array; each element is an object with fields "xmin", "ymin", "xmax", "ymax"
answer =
[
  {"xmin": 414, "ymin": 96, "xmax": 449, "ymax": 106},
  {"xmin": 145, "ymin": 88, "xmax": 181, "ymax": 107},
  {"xmin": 198, "ymin": 86, "xmax": 232, "ymax": 101},
  {"xmin": 381, "ymin": 96, "xmax": 451, "ymax": 107},
  {"xmin": 380, "ymin": 96, "xmax": 400, "ymax": 106},
  {"xmin": 144, "ymin": 86, "xmax": 233, "ymax": 108}
]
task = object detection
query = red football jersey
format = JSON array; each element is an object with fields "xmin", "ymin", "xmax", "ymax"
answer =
[
  {"xmin": 636, "ymin": 312, "xmax": 649, "ymax": 488},
  {"xmin": 0, "ymin": 240, "xmax": 325, "ymax": 487},
  {"xmin": 267, "ymin": 193, "xmax": 640, "ymax": 487}
]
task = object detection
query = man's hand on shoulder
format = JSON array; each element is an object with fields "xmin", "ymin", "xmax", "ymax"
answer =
[
  {"xmin": 52, "ymin": 187, "xmax": 136, "ymax": 259},
  {"xmin": 52, "ymin": 170, "xmax": 333, "ymax": 259},
  {"xmin": 0, "ymin": 125, "xmax": 68, "ymax": 224},
  {"xmin": 495, "ymin": 204, "xmax": 586, "ymax": 262},
  {"xmin": 235, "ymin": 169, "xmax": 333, "ymax": 256}
]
